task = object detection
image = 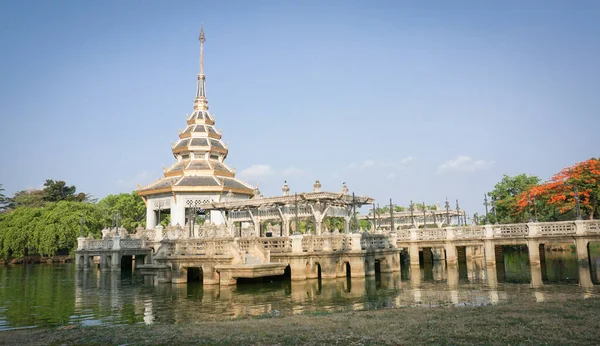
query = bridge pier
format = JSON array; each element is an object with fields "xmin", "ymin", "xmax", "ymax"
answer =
[
  {"xmin": 527, "ymin": 240, "xmax": 543, "ymax": 288},
  {"xmin": 409, "ymin": 243, "xmax": 420, "ymax": 267},
  {"xmin": 365, "ymin": 255, "xmax": 376, "ymax": 276},
  {"xmin": 575, "ymin": 238, "xmax": 593, "ymax": 288},
  {"xmin": 444, "ymin": 243, "xmax": 458, "ymax": 267}
]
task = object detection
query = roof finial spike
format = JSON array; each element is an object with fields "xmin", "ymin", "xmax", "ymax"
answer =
[{"xmin": 195, "ymin": 26, "xmax": 207, "ymax": 107}]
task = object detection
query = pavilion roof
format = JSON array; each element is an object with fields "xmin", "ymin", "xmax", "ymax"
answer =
[{"xmin": 200, "ymin": 192, "xmax": 375, "ymax": 210}]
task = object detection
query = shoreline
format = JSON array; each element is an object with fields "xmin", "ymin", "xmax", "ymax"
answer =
[{"xmin": 1, "ymin": 297, "xmax": 599, "ymax": 345}]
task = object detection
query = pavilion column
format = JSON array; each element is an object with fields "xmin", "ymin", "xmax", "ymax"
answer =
[
  {"xmin": 283, "ymin": 219, "xmax": 290, "ymax": 237},
  {"xmin": 170, "ymin": 198, "xmax": 185, "ymax": 227},
  {"xmin": 254, "ymin": 220, "xmax": 261, "ymax": 237},
  {"xmin": 344, "ymin": 217, "xmax": 350, "ymax": 234},
  {"xmin": 146, "ymin": 204, "xmax": 157, "ymax": 229},
  {"xmin": 315, "ymin": 220, "xmax": 322, "ymax": 236}
]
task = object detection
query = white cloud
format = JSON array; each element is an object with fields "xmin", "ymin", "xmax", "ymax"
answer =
[
  {"xmin": 437, "ymin": 156, "xmax": 493, "ymax": 174},
  {"xmin": 399, "ymin": 156, "xmax": 413, "ymax": 165},
  {"xmin": 281, "ymin": 166, "xmax": 304, "ymax": 176},
  {"xmin": 348, "ymin": 157, "xmax": 414, "ymax": 171},
  {"xmin": 361, "ymin": 159, "xmax": 376, "ymax": 169},
  {"xmin": 117, "ymin": 170, "xmax": 154, "ymax": 189},
  {"xmin": 238, "ymin": 164, "xmax": 276, "ymax": 179}
]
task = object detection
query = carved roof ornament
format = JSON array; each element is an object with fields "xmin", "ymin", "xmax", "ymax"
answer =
[
  {"xmin": 313, "ymin": 179, "xmax": 322, "ymax": 193},
  {"xmin": 226, "ymin": 189, "xmax": 234, "ymax": 200},
  {"xmin": 341, "ymin": 182, "xmax": 349, "ymax": 195},
  {"xmin": 253, "ymin": 184, "xmax": 261, "ymax": 198},
  {"xmin": 282, "ymin": 180, "xmax": 290, "ymax": 196}
]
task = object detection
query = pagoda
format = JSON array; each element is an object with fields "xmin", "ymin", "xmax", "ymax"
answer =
[{"xmin": 138, "ymin": 28, "xmax": 254, "ymax": 229}]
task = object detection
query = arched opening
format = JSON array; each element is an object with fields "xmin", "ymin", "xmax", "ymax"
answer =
[
  {"xmin": 187, "ymin": 267, "xmax": 202, "ymax": 282},
  {"xmin": 345, "ymin": 262, "xmax": 351, "ymax": 277},
  {"xmin": 121, "ymin": 255, "xmax": 133, "ymax": 270},
  {"xmin": 317, "ymin": 263, "xmax": 322, "ymax": 280}
]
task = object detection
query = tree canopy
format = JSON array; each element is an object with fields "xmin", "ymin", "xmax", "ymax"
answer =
[
  {"xmin": 97, "ymin": 192, "xmax": 146, "ymax": 231},
  {"xmin": 0, "ymin": 180, "xmax": 146, "ymax": 261},
  {"xmin": 484, "ymin": 159, "xmax": 600, "ymax": 223}
]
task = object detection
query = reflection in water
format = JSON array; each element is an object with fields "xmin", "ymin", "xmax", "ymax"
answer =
[{"xmin": 0, "ymin": 248, "xmax": 598, "ymax": 330}]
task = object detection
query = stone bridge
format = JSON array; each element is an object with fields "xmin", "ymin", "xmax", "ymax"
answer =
[{"xmin": 75, "ymin": 220, "xmax": 600, "ymax": 288}]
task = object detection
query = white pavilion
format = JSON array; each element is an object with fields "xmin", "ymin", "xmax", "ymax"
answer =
[{"xmin": 138, "ymin": 28, "xmax": 255, "ymax": 228}]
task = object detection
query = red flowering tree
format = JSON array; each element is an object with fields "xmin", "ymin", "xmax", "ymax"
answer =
[{"xmin": 517, "ymin": 158, "xmax": 600, "ymax": 220}]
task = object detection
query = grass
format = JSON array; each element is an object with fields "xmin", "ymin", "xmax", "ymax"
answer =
[{"xmin": 2, "ymin": 298, "xmax": 600, "ymax": 345}]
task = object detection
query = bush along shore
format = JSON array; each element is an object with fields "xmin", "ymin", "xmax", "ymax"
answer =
[{"xmin": 2, "ymin": 297, "xmax": 600, "ymax": 345}]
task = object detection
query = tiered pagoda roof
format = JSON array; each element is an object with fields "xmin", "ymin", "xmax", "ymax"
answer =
[{"xmin": 138, "ymin": 28, "xmax": 254, "ymax": 197}]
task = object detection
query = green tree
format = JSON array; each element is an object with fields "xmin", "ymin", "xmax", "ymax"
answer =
[
  {"xmin": 484, "ymin": 174, "xmax": 541, "ymax": 224},
  {"xmin": 10, "ymin": 189, "xmax": 46, "ymax": 208},
  {"xmin": 97, "ymin": 192, "xmax": 146, "ymax": 231},
  {"xmin": 0, "ymin": 201, "xmax": 103, "ymax": 260},
  {"xmin": 0, "ymin": 184, "xmax": 9, "ymax": 212},
  {"xmin": 42, "ymin": 179, "xmax": 86, "ymax": 202}
]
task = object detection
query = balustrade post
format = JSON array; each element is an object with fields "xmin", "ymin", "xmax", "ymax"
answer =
[
  {"xmin": 446, "ymin": 227, "xmax": 455, "ymax": 240},
  {"xmin": 322, "ymin": 236, "xmax": 331, "ymax": 251},
  {"xmin": 388, "ymin": 232, "xmax": 398, "ymax": 248},
  {"xmin": 291, "ymin": 234, "xmax": 303, "ymax": 253},
  {"xmin": 349, "ymin": 233, "xmax": 362, "ymax": 251},
  {"xmin": 575, "ymin": 220, "xmax": 586, "ymax": 235},
  {"xmin": 527, "ymin": 222, "xmax": 539, "ymax": 237},
  {"xmin": 410, "ymin": 228, "xmax": 419, "ymax": 241},
  {"xmin": 112, "ymin": 235, "xmax": 121, "ymax": 250},
  {"xmin": 484, "ymin": 225, "xmax": 494, "ymax": 238},
  {"xmin": 155, "ymin": 225, "xmax": 164, "ymax": 242},
  {"xmin": 77, "ymin": 236, "xmax": 86, "ymax": 250}
]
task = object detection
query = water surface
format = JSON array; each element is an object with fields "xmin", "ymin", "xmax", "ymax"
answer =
[{"xmin": 0, "ymin": 247, "xmax": 599, "ymax": 330}]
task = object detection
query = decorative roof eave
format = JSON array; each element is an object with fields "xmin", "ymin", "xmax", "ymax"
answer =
[
  {"xmin": 179, "ymin": 169, "xmax": 234, "ymax": 178},
  {"xmin": 187, "ymin": 118, "xmax": 215, "ymax": 126},
  {"xmin": 201, "ymin": 192, "xmax": 375, "ymax": 210},
  {"xmin": 171, "ymin": 146, "xmax": 228, "ymax": 155},
  {"xmin": 165, "ymin": 170, "xmax": 185, "ymax": 178},
  {"xmin": 138, "ymin": 185, "xmax": 254, "ymax": 197}
]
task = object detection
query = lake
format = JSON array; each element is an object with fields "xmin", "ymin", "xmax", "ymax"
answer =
[{"xmin": 1, "ymin": 247, "xmax": 599, "ymax": 331}]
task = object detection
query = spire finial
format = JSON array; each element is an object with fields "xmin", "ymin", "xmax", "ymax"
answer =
[{"xmin": 195, "ymin": 27, "xmax": 207, "ymax": 109}]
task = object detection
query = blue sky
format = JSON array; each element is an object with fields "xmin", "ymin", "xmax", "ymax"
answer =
[{"xmin": 0, "ymin": 1, "xmax": 598, "ymax": 217}]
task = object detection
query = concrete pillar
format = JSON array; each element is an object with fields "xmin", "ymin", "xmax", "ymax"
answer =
[
  {"xmin": 110, "ymin": 253, "xmax": 121, "ymax": 271},
  {"xmin": 483, "ymin": 240, "xmax": 496, "ymax": 266},
  {"xmin": 344, "ymin": 217, "xmax": 350, "ymax": 234},
  {"xmin": 75, "ymin": 253, "xmax": 83, "ymax": 269},
  {"xmin": 465, "ymin": 246, "xmax": 475, "ymax": 261},
  {"xmin": 410, "ymin": 266, "xmax": 421, "ymax": 288},
  {"xmin": 409, "ymin": 243, "xmax": 420, "ymax": 267},
  {"xmin": 170, "ymin": 198, "xmax": 185, "ymax": 227},
  {"xmin": 485, "ymin": 263, "xmax": 498, "ymax": 288},
  {"xmin": 380, "ymin": 254, "xmax": 395, "ymax": 273},
  {"xmin": 575, "ymin": 238, "xmax": 593, "ymax": 288},
  {"xmin": 289, "ymin": 258, "xmax": 307, "ymax": 281},
  {"xmin": 146, "ymin": 204, "xmax": 157, "ymax": 229},
  {"xmin": 315, "ymin": 221, "xmax": 322, "ymax": 236},
  {"xmin": 254, "ymin": 221, "xmax": 261, "ymax": 237},
  {"xmin": 445, "ymin": 243, "xmax": 458, "ymax": 267},
  {"xmin": 283, "ymin": 219, "xmax": 290, "ymax": 237},
  {"xmin": 218, "ymin": 271, "xmax": 237, "ymax": 286},
  {"xmin": 349, "ymin": 256, "xmax": 366, "ymax": 278},
  {"xmin": 171, "ymin": 265, "xmax": 188, "ymax": 284},
  {"xmin": 527, "ymin": 239, "xmax": 543, "ymax": 288},
  {"xmin": 447, "ymin": 265, "xmax": 458, "ymax": 288},
  {"xmin": 320, "ymin": 258, "xmax": 337, "ymax": 279},
  {"xmin": 365, "ymin": 255, "xmax": 376, "ymax": 276},
  {"xmin": 201, "ymin": 264, "xmax": 220, "ymax": 285}
]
